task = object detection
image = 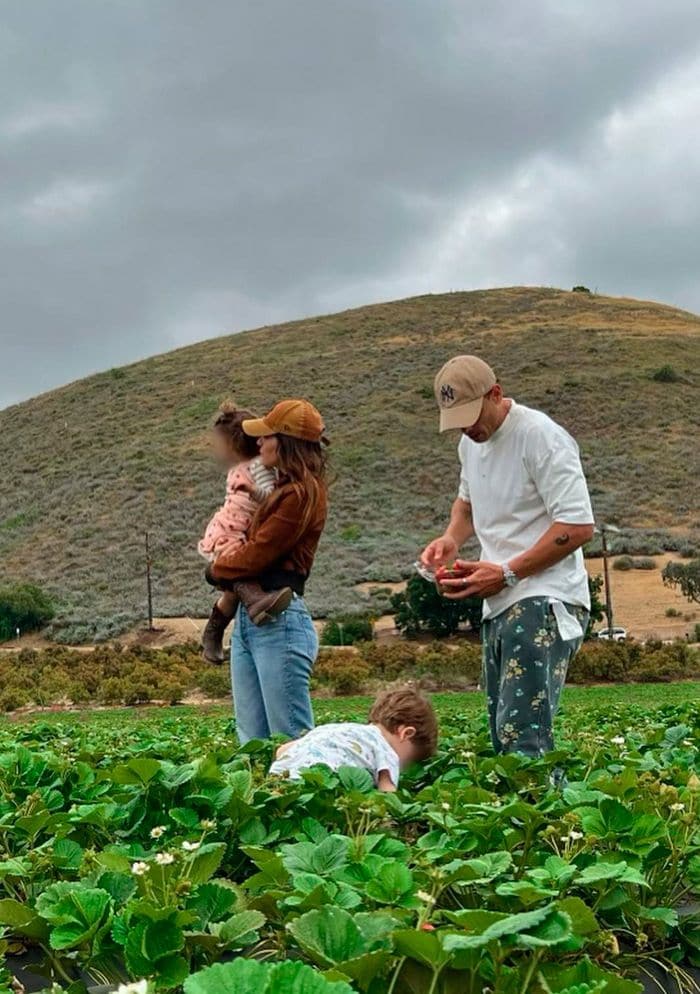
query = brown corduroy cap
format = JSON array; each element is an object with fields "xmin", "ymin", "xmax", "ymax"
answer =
[{"xmin": 242, "ymin": 399, "xmax": 328, "ymax": 444}]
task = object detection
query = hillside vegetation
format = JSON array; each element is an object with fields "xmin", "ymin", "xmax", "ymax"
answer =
[{"xmin": 1, "ymin": 286, "xmax": 698, "ymax": 640}]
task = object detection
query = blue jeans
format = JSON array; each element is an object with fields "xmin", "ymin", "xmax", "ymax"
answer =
[{"xmin": 230, "ymin": 595, "xmax": 318, "ymax": 744}]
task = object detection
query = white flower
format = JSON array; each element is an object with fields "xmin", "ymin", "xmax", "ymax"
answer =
[
  {"xmin": 569, "ymin": 830, "xmax": 583, "ymax": 840},
  {"xmin": 155, "ymin": 852, "xmax": 175, "ymax": 866},
  {"xmin": 182, "ymin": 840, "xmax": 201, "ymax": 852},
  {"xmin": 150, "ymin": 826, "xmax": 166, "ymax": 839},
  {"xmin": 670, "ymin": 802, "xmax": 685, "ymax": 812},
  {"xmin": 117, "ymin": 981, "xmax": 149, "ymax": 994},
  {"xmin": 200, "ymin": 819, "xmax": 217, "ymax": 830},
  {"xmin": 131, "ymin": 861, "xmax": 148, "ymax": 876},
  {"xmin": 683, "ymin": 740, "xmax": 693, "ymax": 747},
  {"xmin": 461, "ymin": 751, "xmax": 475, "ymax": 760},
  {"xmin": 416, "ymin": 890, "xmax": 436, "ymax": 904},
  {"xmin": 611, "ymin": 736, "xmax": 625, "ymax": 746},
  {"xmin": 441, "ymin": 802, "xmax": 451, "ymax": 812}
]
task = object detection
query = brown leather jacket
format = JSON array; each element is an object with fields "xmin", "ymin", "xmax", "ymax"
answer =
[{"xmin": 209, "ymin": 481, "xmax": 328, "ymax": 593}]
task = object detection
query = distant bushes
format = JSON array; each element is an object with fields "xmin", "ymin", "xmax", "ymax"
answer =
[
  {"xmin": 0, "ymin": 583, "xmax": 54, "ymax": 642},
  {"xmin": 0, "ymin": 634, "xmax": 697, "ymax": 711},
  {"xmin": 650, "ymin": 365, "xmax": 681, "ymax": 383},
  {"xmin": 391, "ymin": 575, "xmax": 481, "ymax": 639},
  {"xmin": 613, "ymin": 555, "xmax": 657, "ymax": 571},
  {"xmin": 312, "ymin": 638, "xmax": 700, "ymax": 695},
  {"xmin": 0, "ymin": 642, "xmax": 213, "ymax": 712},
  {"xmin": 320, "ymin": 613, "xmax": 375, "ymax": 646}
]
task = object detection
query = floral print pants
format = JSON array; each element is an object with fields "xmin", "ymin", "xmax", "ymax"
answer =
[{"xmin": 482, "ymin": 597, "xmax": 589, "ymax": 758}]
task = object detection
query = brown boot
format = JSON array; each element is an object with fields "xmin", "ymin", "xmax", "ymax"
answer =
[
  {"xmin": 201, "ymin": 600, "xmax": 237, "ymax": 664},
  {"xmin": 235, "ymin": 582, "xmax": 293, "ymax": 626}
]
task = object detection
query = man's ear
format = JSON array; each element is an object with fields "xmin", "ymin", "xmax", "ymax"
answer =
[{"xmin": 400, "ymin": 725, "xmax": 417, "ymax": 742}]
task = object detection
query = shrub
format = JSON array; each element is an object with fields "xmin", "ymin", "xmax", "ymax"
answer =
[
  {"xmin": 0, "ymin": 688, "xmax": 31, "ymax": 712},
  {"xmin": 313, "ymin": 650, "xmax": 372, "ymax": 694},
  {"xmin": 586, "ymin": 575, "xmax": 604, "ymax": 639},
  {"xmin": 613, "ymin": 556, "xmax": 634, "ymax": 571},
  {"xmin": 633, "ymin": 557, "xmax": 657, "ymax": 570},
  {"xmin": 651, "ymin": 364, "xmax": 681, "ymax": 383},
  {"xmin": 572, "ymin": 285, "xmax": 591, "ymax": 293},
  {"xmin": 663, "ymin": 559, "xmax": 700, "ymax": 605},
  {"xmin": 357, "ymin": 641, "xmax": 419, "ymax": 680},
  {"xmin": 0, "ymin": 583, "xmax": 55, "ymax": 641},
  {"xmin": 320, "ymin": 613, "xmax": 374, "ymax": 646},
  {"xmin": 392, "ymin": 575, "xmax": 481, "ymax": 639},
  {"xmin": 197, "ymin": 667, "xmax": 232, "ymax": 698},
  {"xmin": 666, "ymin": 607, "xmax": 682, "ymax": 618}
]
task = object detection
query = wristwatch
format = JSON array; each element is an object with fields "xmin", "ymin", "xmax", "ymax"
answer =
[{"xmin": 501, "ymin": 564, "xmax": 519, "ymax": 588}]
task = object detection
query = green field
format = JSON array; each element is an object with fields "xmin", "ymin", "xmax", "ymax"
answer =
[
  {"xmin": 0, "ymin": 286, "xmax": 698, "ymax": 641},
  {"xmin": 0, "ymin": 684, "xmax": 698, "ymax": 993}
]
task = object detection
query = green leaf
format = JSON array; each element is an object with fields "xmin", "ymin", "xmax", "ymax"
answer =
[
  {"xmin": 184, "ymin": 959, "xmax": 269, "ymax": 994},
  {"xmin": 281, "ymin": 836, "xmax": 351, "ymax": 876},
  {"xmin": 184, "ymin": 959, "xmax": 354, "ymax": 994},
  {"xmin": 217, "ymin": 910, "xmax": 265, "ymax": 948},
  {"xmin": 186, "ymin": 842, "xmax": 226, "ymax": 884},
  {"xmin": 110, "ymin": 757, "xmax": 162, "ymax": 785},
  {"xmin": 577, "ymin": 861, "xmax": 647, "ymax": 888},
  {"xmin": 443, "ymin": 905, "xmax": 554, "ymax": 951},
  {"xmin": 364, "ymin": 861, "xmax": 414, "ymax": 905},
  {"xmin": 287, "ymin": 907, "xmax": 369, "ymax": 966},
  {"xmin": 496, "ymin": 880, "xmax": 558, "ymax": 906},
  {"xmin": 0, "ymin": 898, "xmax": 49, "ymax": 940},
  {"xmin": 52, "ymin": 838, "xmax": 84, "ymax": 871},
  {"xmin": 169, "ymin": 807, "xmax": 201, "ymax": 829},
  {"xmin": 541, "ymin": 955, "xmax": 643, "ymax": 994},
  {"xmin": 98, "ymin": 871, "xmax": 137, "ymax": 906},
  {"xmin": 156, "ymin": 954, "xmax": 190, "ymax": 990},
  {"xmin": 144, "ymin": 918, "xmax": 185, "ymax": 961},
  {"xmin": 337, "ymin": 766, "xmax": 374, "ymax": 792},
  {"xmin": 516, "ymin": 909, "xmax": 572, "ymax": 948},
  {"xmin": 441, "ymin": 851, "xmax": 513, "ymax": 886},
  {"xmin": 188, "ymin": 881, "xmax": 239, "ymax": 928},
  {"xmin": 393, "ymin": 928, "xmax": 452, "ymax": 969},
  {"xmin": 557, "ymin": 897, "xmax": 599, "ymax": 937}
]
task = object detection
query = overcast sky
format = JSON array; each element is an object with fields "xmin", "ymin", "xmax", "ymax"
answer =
[{"xmin": 2, "ymin": 1, "xmax": 700, "ymax": 409}]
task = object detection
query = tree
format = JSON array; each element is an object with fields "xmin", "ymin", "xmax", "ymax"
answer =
[
  {"xmin": 391, "ymin": 575, "xmax": 481, "ymax": 639},
  {"xmin": 586, "ymin": 574, "xmax": 604, "ymax": 638},
  {"xmin": 0, "ymin": 583, "xmax": 55, "ymax": 642},
  {"xmin": 662, "ymin": 559, "xmax": 700, "ymax": 605}
]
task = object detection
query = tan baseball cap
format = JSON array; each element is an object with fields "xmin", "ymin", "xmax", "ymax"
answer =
[
  {"xmin": 242, "ymin": 399, "xmax": 328, "ymax": 444},
  {"xmin": 434, "ymin": 355, "xmax": 497, "ymax": 432}
]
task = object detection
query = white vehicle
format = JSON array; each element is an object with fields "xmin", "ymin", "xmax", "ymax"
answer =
[{"xmin": 597, "ymin": 627, "xmax": 627, "ymax": 642}]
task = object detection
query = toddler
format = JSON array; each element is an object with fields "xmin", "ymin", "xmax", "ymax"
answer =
[
  {"xmin": 199, "ymin": 402, "xmax": 293, "ymax": 663},
  {"xmin": 269, "ymin": 686, "xmax": 438, "ymax": 791}
]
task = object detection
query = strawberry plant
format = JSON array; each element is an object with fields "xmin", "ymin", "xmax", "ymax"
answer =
[{"xmin": 0, "ymin": 689, "xmax": 696, "ymax": 993}]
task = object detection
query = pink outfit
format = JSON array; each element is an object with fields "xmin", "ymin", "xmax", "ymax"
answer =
[{"xmin": 199, "ymin": 461, "xmax": 267, "ymax": 562}]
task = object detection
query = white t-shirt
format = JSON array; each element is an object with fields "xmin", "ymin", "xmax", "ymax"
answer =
[
  {"xmin": 269, "ymin": 723, "xmax": 400, "ymax": 787},
  {"xmin": 458, "ymin": 402, "xmax": 594, "ymax": 620}
]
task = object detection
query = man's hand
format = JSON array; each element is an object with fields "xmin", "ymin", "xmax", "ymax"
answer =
[
  {"xmin": 421, "ymin": 535, "xmax": 458, "ymax": 568},
  {"xmin": 440, "ymin": 560, "xmax": 505, "ymax": 600}
]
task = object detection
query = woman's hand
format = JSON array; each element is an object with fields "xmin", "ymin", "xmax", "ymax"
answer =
[{"xmin": 440, "ymin": 560, "xmax": 505, "ymax": 599}]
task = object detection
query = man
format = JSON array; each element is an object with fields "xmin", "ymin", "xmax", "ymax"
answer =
[{"xmin": 421, "ymin": 355, "xmax": 595, "ymax": 758}]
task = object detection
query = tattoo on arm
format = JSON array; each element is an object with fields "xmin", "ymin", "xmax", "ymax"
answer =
[{"xmin": 554, "ymin": 533, "xmax": 570, "ymax": 546}]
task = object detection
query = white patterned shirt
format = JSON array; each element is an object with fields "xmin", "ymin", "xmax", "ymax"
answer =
[{"xmin": 269, "ymin": 723, "xmax": 400, "ymax": 787}]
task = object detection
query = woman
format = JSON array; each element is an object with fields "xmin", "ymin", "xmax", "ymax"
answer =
[{"xmin": 207, "ymin": 398, "xmax": 329, "ymax": 743}]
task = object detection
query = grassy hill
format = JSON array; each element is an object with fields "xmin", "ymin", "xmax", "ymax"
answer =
[{"xmin": 1, "ymin": 286, "xmax": 698, "ymax": 641}]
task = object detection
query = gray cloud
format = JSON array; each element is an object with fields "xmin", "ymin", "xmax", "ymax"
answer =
[{"xmin": 2, "ymin": 0, "xmax": 700, "ymax": 407}]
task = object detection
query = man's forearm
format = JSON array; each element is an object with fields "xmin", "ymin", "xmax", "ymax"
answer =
[
  {"xmin": 445, "ymin": 498, "xmax": 476, "ymax": 548},
  {"xmin": 509, "ymin": 521, "xmax": 594, "ymax": 580}
]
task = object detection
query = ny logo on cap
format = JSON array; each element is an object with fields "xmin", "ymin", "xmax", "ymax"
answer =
[{"xmin": 440, "ymin": 384, "xmax": 455, "ymax": 405}]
